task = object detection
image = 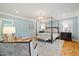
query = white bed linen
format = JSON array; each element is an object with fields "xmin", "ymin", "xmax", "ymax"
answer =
[{"xmin": 37, "ymin": 33, "xmax": 59, "ymax": 41}]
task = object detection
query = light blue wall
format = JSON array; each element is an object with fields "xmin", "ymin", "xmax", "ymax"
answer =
[
  {"xmin": 72, "ymin": 17, "xmax": 78, "ymax": 40},
  {"xmin": 14, "ymin": 19, "xmax": 35, "ymax": 36},
  {"xmin": 77, "ymin": 16, "xmax": 79, "ymax": 40},
  {"xmin": 14, "ymin": 19, "xmax": 28, "ymax": 35}
]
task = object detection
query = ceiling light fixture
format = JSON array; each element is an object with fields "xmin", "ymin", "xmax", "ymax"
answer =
[
  {"xmin": 38, "ymin": 12, "xmax": 44, "ymax": 20},
  {"xmin": 16, "ymin": 11, "xmax": 19, "ymax": 13}
]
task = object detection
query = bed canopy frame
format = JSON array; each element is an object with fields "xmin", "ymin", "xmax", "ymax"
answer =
[{"xmin": 36, "ymin": 16, "xmax": 59, "ymax": 43}]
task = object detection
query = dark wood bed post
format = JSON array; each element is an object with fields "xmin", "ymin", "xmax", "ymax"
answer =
[
  {"xmin": 58, "ymin": 21, "xmax": 59, "ymax": 34},
  {"xmin": 58, "ymin": 20, "xmax": 60, "ymax": 39},
  {"xmin": 51, "ymin": 16, "xmax": 53, "ymax": 43},
  {"xmin": 36, "ymin": 20, "xmax": 38, "ymax": 36}
]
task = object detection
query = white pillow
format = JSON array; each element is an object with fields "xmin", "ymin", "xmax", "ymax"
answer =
[{"xmin": 45, "ymin": 28, "xmax": 58, "ymax": 33}]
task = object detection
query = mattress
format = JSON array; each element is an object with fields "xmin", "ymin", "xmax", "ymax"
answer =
[{"xmin": 37, "ymin": 33, "xmax": 59, "ymax": 41}]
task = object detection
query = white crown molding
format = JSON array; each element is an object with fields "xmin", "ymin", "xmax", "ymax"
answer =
[{"xmin": 0, "ymin": 11, "xmax": 36, "ymax": 22}]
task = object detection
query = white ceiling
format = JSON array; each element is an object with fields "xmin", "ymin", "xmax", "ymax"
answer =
[{"xmin": 0, "ymin": 3, "xmax": 79, "ymax": 20}]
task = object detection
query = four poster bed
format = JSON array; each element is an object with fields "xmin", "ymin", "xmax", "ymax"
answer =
[{"xmin": 36, "ymin": 17, "xmax": 60, "ymax": 43}]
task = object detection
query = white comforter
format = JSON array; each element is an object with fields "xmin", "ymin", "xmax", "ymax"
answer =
[{"xmin": 37, "ymin": 33, "xmax": 59, "ymax": 41}]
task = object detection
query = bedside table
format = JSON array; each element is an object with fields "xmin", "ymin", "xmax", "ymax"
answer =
[{"xmin": 60, "ymin": 32, "xmax": 72, "ymax": 41}]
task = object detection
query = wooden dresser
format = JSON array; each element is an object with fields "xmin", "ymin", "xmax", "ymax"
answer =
[{"xmin": 60, "ymin": 32, "xmax": 72, "ymax": 41}]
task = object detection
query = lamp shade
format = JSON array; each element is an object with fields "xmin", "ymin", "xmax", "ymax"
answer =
[{"xmin": 3, "ymin": 27, "xmax": 16, "ymax": 34}]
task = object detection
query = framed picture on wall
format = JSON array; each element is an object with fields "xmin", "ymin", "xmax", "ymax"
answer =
[
  {"xmin": 28, "ymin": 24, "xmax": 34, "ymax": 31},
  {"xmin": 28, "ymin": 24, "xmax": 34, "ymax": 30}
]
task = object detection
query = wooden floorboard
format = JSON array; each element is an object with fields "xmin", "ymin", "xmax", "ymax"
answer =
[{"xmin": 61, "ymin": 40, "xmax": 79, "ymax": 56}]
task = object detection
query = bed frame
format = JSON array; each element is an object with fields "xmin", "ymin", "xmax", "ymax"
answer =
[{"xmin": 35, "ymin": 16, "xmax": 59, "ymax": 43}]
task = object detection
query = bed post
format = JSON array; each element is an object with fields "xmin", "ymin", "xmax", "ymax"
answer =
[
  {"xmin": 58, "ymin": 21, "xmax": 59, "ymax": 34},
  {"xmin": 51, "ymin": 16, "xmax": 53, "ymax": 43},
  {"xmin": 36, "ymin": 20, "xmax": 37, "ymax": 36}
]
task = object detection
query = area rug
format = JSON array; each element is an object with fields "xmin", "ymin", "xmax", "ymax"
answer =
[{"xmin": 37, "ymin": 39, "xmax": 64, "ymax": 56}]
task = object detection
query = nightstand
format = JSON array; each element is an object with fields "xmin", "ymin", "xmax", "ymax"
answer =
[{"xmin": 60, "ymin": 32, "xmax": 72, "ymax": 41}]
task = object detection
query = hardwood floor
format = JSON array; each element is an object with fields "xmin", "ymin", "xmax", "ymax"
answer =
[{"xmin": 61, "ymin": 40, "xmax": 79, "ymax": 56}]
